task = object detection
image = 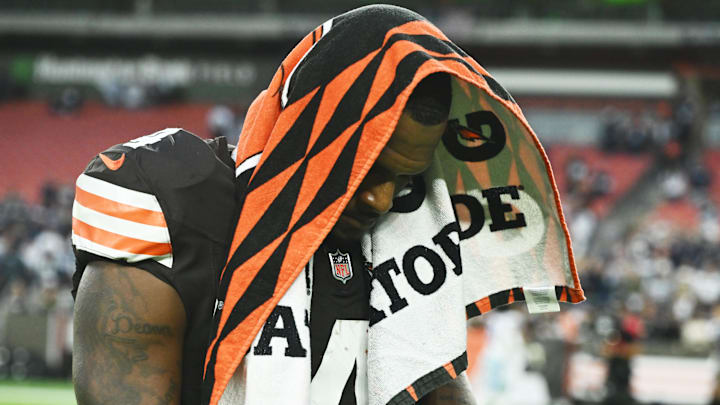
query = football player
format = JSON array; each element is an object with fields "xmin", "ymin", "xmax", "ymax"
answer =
[{"xmin": 71, "ymin": 75, "xmax": 476, "ymax": 405}]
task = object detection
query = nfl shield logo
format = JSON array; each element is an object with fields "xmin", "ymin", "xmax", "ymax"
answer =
[{"xmin": 328, "ymin": 249, "xmax": 353, "ymax": 284}]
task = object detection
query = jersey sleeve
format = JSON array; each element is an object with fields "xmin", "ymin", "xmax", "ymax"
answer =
[
  {"xmin": 72, "ymin": 165, "xmax": 172, "ymax": 264},
  {"xmin": 71, "ymin": 128, "xmax": 238, "ymax": 304},
  {"xmin": 71, "ymin": 139, "xmax": 174, "ymax": 297}
]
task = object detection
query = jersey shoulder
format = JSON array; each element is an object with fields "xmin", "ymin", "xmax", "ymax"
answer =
[{"xmin": 71, "ymin": 128, "xmax": 234, "ymax": 272}]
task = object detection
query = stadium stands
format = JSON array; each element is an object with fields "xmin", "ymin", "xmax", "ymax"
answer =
[
  {"xmin": 2, "ymin": 1, "xmax": 720, "ymax": 403},
  {"xmin": 548, "ymin": 145, "xmax": 652, "ymax": 217},
  {"xmin": 0, "ymin": 100, "xmax": 213, "ymax": 203}
]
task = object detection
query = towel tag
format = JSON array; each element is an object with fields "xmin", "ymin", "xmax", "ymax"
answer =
[{"xmin": 524, "ymin": 286, "xmax": 560, "ymax": 314}]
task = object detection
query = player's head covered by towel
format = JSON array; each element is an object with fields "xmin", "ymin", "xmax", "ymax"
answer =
[{"xmin": 202, "ymin": 5, "xmax": 584, "ymax": 405}]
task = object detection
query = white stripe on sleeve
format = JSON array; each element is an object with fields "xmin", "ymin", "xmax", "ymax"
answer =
[
  {"xmin": 123, "ymin": 128, "xmax": 182, "ymax": 149},
  {"xmin": 72, "ymin": 202, "xmax": 170, "ymax": 244},
  {"xmin": 76, "ymin": 174, "xmax": 162, "ymax": 212},
  {"xmin": 72, "ymin": 233, "xmax": 173, "ymax": 268}
]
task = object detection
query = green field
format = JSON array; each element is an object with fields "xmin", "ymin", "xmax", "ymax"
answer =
[{"xmin": 0, "ymin": 380, "xmax": 76, "ymax": 405}]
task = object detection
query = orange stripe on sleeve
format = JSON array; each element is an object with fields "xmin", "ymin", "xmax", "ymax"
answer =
[
  {"xmin": 75, "ymin": 187, "xmax": 167, "ymax": 227},
  {"xmin": 72, "ymin": 218, "xmax": 172, "ymax": 256}
]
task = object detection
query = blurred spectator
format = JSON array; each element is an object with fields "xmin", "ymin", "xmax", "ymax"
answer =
[
  {"xmin": 0, "ymin": 234, "xmax": 30, "ymax": 301},
  {"xmin": 661, "ymin": 171, "xmax": 688, "ymax": 201},
  {"xmin": 0, "ymin": 193, "xmax": 31, "ymax": 230},
  {"xmin": 589, "ymin": 170, "xmax": 613, "ymax": 198},
  {"xmin": 97, "ymin": 80, "xmax": 184, "ymax": 109},
  {"xmin": 471, "ymin": 307, "xmax": 551, "ymax": 405},
  {"xmin": 688, "ymin": 160, "xmax": 712, "ymax": 189},
  {"xmin": 49, "ymin": 88, "xmax": 84, "ymax": 115},
  {"xmin": 598, "ymin": 103, "xmax": 693, "ymax": 156},
  {"xmin": 602, "ymin": 309, "xmax": 645, "ymax": 405},
  {"xmin": 600, "ymin": 108, "xmax": 627, "ymax": 152},
  {"xmin": 207, "ymin": 104, "xmax": 239, "ymax": 143},
  {"xmin": 565, "ymin": 156, "xmax": 590, "ymax": 195},
  {"xmin": 626, "ymin": 114, "xmax": 652, "ymax": 154},
  {"xmin": 673, "ymin": 98, "xmax": 695, "ymax": 143}
]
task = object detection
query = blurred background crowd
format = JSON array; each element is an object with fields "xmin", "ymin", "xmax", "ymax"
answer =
[{"xmin": 2, "ymin": 1, "xmax": 720, "ymax": 404}]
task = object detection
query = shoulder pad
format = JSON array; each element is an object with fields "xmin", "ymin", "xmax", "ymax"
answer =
[{"xmin": 70, "ymin": 129, "xmax": 195, "ymax": 269}]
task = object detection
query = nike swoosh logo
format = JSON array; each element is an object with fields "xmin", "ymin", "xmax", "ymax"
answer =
[
  {"xmin": 99, "ymin": 153, "xmax": 126, "ymax": 171},
  {"xmin": 449, "ymin": 120, "xmax": 489, "ymax": 142},
  {"xmin": 459, "ymin": 128, "xmax": 484, "ymax": 141}
]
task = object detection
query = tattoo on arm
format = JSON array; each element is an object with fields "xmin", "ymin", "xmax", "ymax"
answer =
[
  {"xmin": 73, "ymin": 262, "xmax": 185, "ymax": 405},
  {"xmin": 418, "ymin": 372, "xmax": 477, "ymax": 405}
]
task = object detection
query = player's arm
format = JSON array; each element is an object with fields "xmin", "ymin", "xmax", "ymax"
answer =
[
  {"xmin": 419, "ymin": 372, "xmax": 477, "ymax": 405},
  {"xmin": 72, "ymin": 261, "xmax": 186, "ymax": 405}
]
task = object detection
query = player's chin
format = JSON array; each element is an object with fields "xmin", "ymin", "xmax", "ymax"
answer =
[{"xmin": 331, "ymin": 215, "xmax": 372, "ymax": 241}]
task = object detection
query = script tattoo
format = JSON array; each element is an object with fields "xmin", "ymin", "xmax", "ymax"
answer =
[
  {"xmin": 107, "ymin": 309, "xmax": 173, "ymax": 337},
  {"xmin": 73, "ymin": 262, "xmax": 181, "ymax": 405}
]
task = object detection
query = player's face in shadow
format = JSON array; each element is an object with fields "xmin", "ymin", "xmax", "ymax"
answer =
[{"xmin": 331, "ymin": 111, "xmax": 447, "ymax": 241}]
